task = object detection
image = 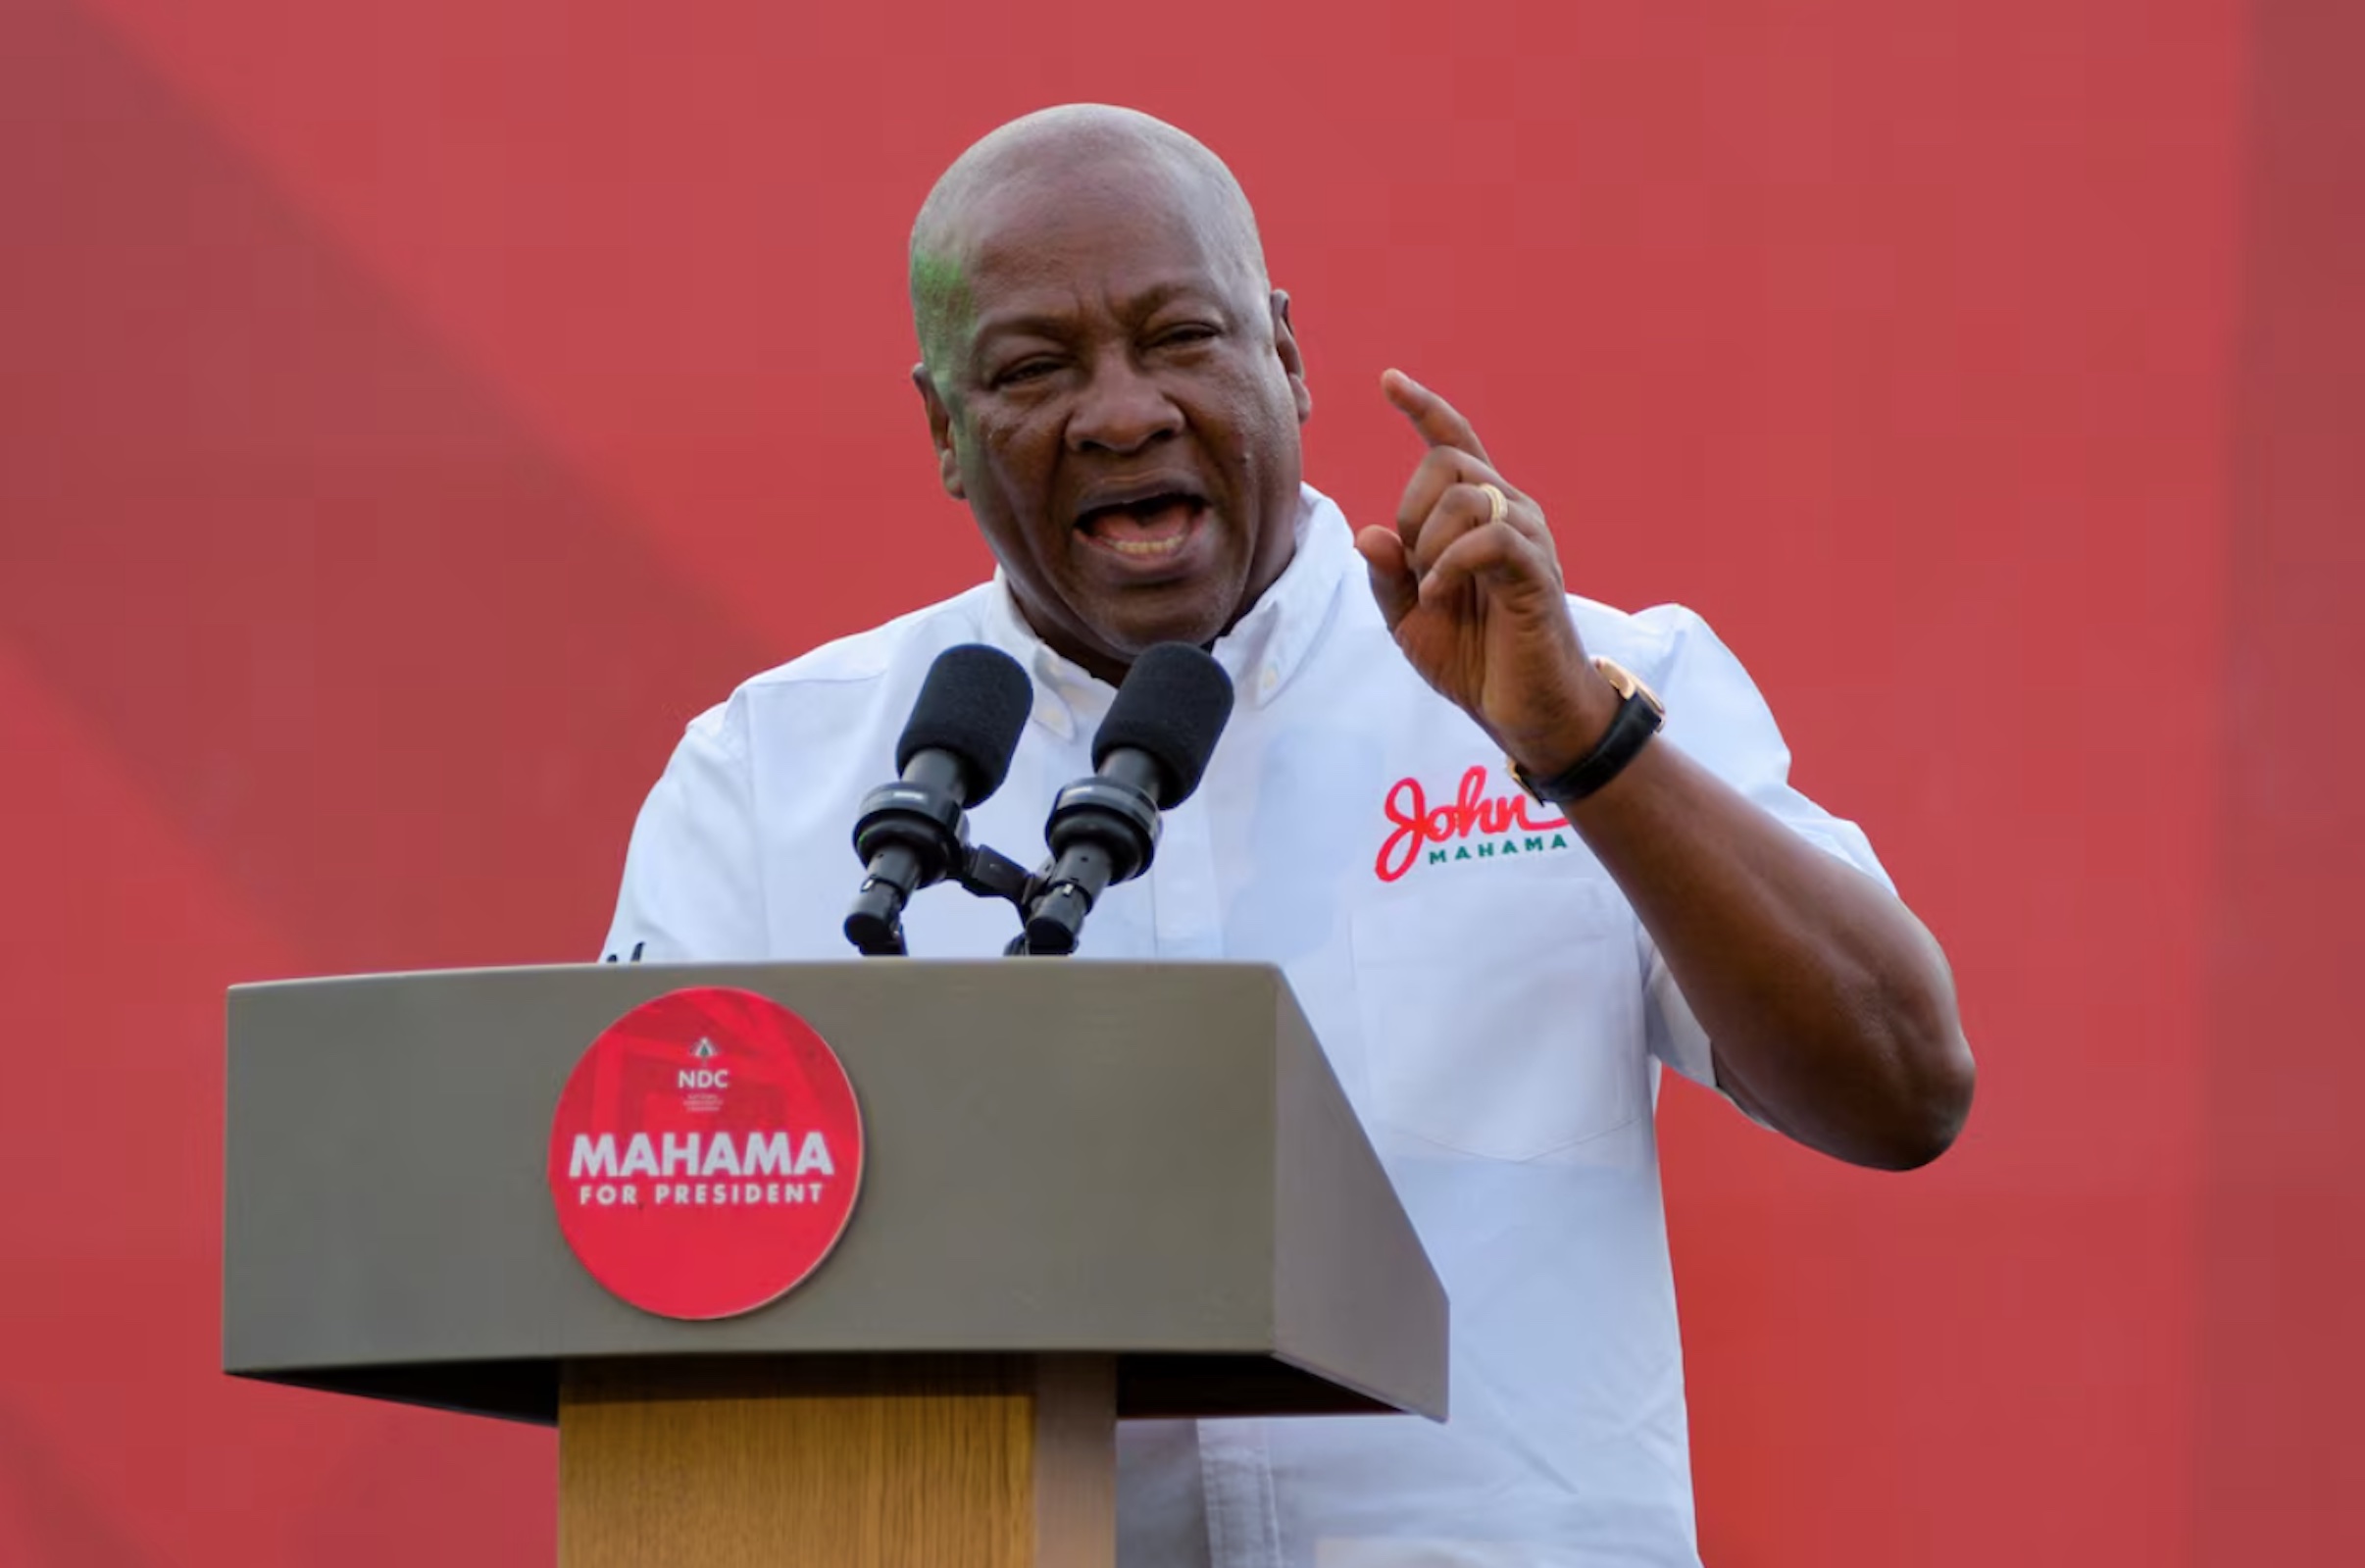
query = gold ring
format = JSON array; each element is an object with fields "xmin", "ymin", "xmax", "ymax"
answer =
[{"xmin": 1478, "ymin": 482, "xmax": 1508, "ymax": 527}]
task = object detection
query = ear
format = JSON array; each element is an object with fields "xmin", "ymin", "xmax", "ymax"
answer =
[
  {"xmin": 1271, "ymin": 290, "xmax": 1313, "ymax": 425},
  {"xmin": 912, "ymin": 363, "xmax": 966, "ymax": 500}
]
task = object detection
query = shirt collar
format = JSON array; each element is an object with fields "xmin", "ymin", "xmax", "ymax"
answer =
[{"xmin": 978, "ymin": 482, "xmax": 1356, "ymax": 738}]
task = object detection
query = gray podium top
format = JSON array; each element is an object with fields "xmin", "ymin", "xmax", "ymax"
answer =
[{"xmin": 224, "ymin": 961, "xmax": 1445, "ymax": 1426}]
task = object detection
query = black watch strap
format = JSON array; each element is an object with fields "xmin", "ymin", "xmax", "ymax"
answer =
[{"xmin": 1511, "ymin": 660, "xmax": 1665, "ymax": 806}]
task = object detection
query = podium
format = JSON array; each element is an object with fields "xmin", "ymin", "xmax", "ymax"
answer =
[{"xmin": 224, "ymin": 961, "xmax": 1447, "ymax": 1567}]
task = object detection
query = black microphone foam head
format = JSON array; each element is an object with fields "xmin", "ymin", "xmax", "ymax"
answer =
[
  {"xmin": 895, "ymin": 644, "xmax": 1033, "ymax": 804},
  {"xmin": 1092, "ymin": 643, "xmax": 1235, "ymax": 807}
]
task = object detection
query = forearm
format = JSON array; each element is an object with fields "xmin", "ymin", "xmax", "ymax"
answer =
[{"xmin": 1565, "ymin": 736, "xmax": 1975, "ymax": 1170}]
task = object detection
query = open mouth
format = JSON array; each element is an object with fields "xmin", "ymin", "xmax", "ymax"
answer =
[{"xmin": 1075, "ymin": 492, "xmax": 1207, "ymax": 562}]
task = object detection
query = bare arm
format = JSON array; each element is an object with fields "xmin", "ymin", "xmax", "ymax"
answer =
[{"xmin": 1564, "ymin": 721, "xmax": 1971, "ymax": 1168}]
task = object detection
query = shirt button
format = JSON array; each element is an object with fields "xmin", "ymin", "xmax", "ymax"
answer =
[{"xmin": 1259, "ymin": 665, "xmax": 1280, "ymax": 695}]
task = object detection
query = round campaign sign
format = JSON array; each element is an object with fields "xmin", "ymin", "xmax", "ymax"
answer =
[{"xmin": 547, "ymin": 986, "xmax": 864, "ymax": 1320}]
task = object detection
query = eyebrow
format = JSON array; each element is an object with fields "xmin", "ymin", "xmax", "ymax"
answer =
[{"xmin": 968, "ymin": 279, "xmax": 1231, "ymax": 356}]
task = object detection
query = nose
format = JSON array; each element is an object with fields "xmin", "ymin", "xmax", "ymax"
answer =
[{"xmin": 1065, "ymin": 348, "xmax": 1182, "ymax": 455}]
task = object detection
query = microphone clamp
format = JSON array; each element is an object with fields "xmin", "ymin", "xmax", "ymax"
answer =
[
  {"xmin": 843, "ymin": 769, "xmax": 968, "ymax": 956},
  {"xmin": 852, "ymin": 780, "xmax": 965, "ymax": 869},
  {"xmin": 1023, "ymin": 762, "xmax": 1162, "ymax": 956},
  {"xmin": 846, "ymin": 775, "xmax": 1047, "ymax": 956}
]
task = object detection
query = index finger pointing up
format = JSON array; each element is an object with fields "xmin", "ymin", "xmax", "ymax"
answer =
[{"xmin": 1383, "ymin": 369, "xmax": 1493, "ymax": 467}]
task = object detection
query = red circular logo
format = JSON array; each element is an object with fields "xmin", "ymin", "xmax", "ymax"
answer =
[{"xmin": 547, "ymin": 986, "xmax": 864, "ymax": 1320}]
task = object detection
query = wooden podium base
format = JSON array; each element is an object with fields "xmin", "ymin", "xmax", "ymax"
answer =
[{"xmin": 559, "ymin": 1354, "xmax": 1116, "ymax": 1568}]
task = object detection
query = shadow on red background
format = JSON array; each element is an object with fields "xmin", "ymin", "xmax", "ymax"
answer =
[{"xmin": 2197, "ymin": 0, "xmax": 2365, "ymax": 1555}]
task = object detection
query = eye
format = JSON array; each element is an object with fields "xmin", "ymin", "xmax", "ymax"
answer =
[
  {"xmin": 1153, "ymin": 324, "xmax": 1221, "ymax": 349},
  {"xmin": 991, "ymin": 357, "xmax": 1062, "ymax": 389}
]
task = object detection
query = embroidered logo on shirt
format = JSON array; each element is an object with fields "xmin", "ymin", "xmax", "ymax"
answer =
[{"xmin": 1376, "ymin": 765, "xmax": 1575, "ymax": 883}]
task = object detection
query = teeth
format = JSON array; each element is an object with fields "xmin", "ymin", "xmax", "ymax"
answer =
[{"xmin": 1109, "ymin": 535, "xmax": 1186, "ymax": 556}]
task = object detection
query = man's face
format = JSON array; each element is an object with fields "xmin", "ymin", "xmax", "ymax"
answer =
[{"xmin": 915, "ymin": 162, "xmax": 1311, "ymax": 682}]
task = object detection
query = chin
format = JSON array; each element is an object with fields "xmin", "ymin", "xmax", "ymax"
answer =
[
  {"xmin": 1078, "ymin": 588, "xmax": 1233, "ymax": 661},
  {"xmin": 1102, "ymin": 611, "xmax": 1232, "ymax": 662}
]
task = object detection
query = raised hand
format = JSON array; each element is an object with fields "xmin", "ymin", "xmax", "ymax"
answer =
[{"xmin": 1354, "ymin": 370, "xmax": 1618, "ymax": 779}]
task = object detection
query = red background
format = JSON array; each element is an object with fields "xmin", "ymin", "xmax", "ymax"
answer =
[{"xmin": 1, "ymin": 0, "xmax": 2357, "ymax": 1561}]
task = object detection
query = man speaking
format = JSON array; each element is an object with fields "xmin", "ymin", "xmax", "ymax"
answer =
[{"xmin": 604, "ymin": 104, "xmax": 1975, "ymax": 1567}]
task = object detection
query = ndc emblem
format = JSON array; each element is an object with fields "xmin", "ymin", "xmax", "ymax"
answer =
[{"xmin": 680, "ymin": 1037, "xmax": 729, "ymax": 1109}]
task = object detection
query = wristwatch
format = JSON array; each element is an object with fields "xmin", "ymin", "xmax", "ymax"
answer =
[{"xmin": 1508, "ymin": 657, "xmax": 1666, "ymax": 806}]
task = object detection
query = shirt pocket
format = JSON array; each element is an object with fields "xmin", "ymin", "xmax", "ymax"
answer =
[{"xmin": 1348, "ymin": 874, "xmax": 1649, "ymax": 1161}]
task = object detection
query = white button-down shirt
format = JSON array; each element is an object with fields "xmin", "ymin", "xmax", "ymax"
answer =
[{"xmin": 603, "ymin": 485, "xmax": 1888, "ymax": 1567}]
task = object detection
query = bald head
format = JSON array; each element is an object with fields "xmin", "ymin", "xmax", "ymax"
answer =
[
  {"xmin": 902, "ymin": 105, "xmax": 1311, "ymax": 684},
  {"xmin": 909, "ymin": 105, "xmax": 1268, "ymax": 381}
]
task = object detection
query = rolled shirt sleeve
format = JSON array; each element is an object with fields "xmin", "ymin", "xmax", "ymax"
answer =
[{"xmin": 1610, "ymin": 604, "xmax": 1893, "ymax": 1098}]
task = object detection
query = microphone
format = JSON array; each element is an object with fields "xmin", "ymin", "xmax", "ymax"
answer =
[
  {"xmin": 844, "ymin": 644, "xmax": 1033, "ymax": 955},
  {"xmin": 1024, "ymin": 643, "xmax": 1234, "ymax": 955}
]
